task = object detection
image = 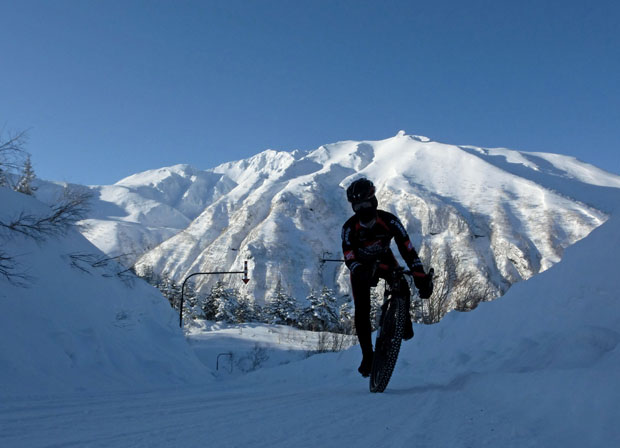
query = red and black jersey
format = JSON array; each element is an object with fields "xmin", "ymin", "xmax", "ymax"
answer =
[{"xmin": 341, "ymin": 209, "xmax": 421, "ymax": 272}]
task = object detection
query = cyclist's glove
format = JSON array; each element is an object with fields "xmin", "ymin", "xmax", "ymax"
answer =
[{"xmin": 410, "ymin": 259, "xmax": 433, "ymax": 299}]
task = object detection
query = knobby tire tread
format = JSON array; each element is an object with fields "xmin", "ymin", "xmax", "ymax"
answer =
[{"xmin": 369, "ymin": 296, "xmax": 405, "ymax": 393}]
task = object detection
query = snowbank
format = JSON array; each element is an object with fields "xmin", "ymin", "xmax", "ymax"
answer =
[{"xmin": 0, "ymin": 188, "xmax": 209, "ymax": 397}]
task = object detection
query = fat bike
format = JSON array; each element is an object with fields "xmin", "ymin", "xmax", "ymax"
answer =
[{"xmin": 369, "ymin": 267, "xmax": 433, "ymax": 393}]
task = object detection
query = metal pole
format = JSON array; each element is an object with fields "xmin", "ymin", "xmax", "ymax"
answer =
[
  {"xmin": 179, "ymin": 263, "xmax": 250, "ymax": 327},
  {"xmin": 217, "ymin": 352, "xmax": 233, "ymax": 373}
]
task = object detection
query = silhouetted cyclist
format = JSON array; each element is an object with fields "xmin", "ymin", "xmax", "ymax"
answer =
[{"xmin": 342, "ymin": 178, "xmax": 433, "ymax": 377}]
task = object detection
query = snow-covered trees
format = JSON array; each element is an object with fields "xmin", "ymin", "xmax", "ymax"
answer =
[
  {"xmin": 234, "ymin": 293, "xmax": 258, "ymax": 324},
  {"xmin": 15, "ymin": 155, "xmax": 36, "ymax": 196},
  {"xmin": 211, "ymin": 281, "xmax": 240, "ymax": 323},
  {"xmin": 0, "ymin": 129, "xmax": 36, "ymax": 194},
  {"xmin": 138, "ymin": 268, "xmax": 353, "ymax": 333},
  {"xmin": 200, "ymin": 281, "xmax": 257, "ymax": 323},
  {"xmin": 0, "ymin": 129, "xmax": 27, "ymax": 188},
  {"xmin": 264, "ymin": 280, "xmax": 299, "ymax": 326},
  {"xmin": 157, "ymin": 274, "xmax": 183, "ymax": 309},
  {"xmin": 301, "ymin": 287, "xmax": 339, "ymax": 331},
  {"xmin": 337, "ymin": 299, "xmax": 354, "ymax": 334}
]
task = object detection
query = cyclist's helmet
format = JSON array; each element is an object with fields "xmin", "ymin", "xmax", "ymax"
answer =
[
  {"xmin": 346, "ymin": 178, "xmax": 375, "ymax": 203},
  {"xmin": 346, "ymin": 178, "xmax": 378, "ymax": 213}
]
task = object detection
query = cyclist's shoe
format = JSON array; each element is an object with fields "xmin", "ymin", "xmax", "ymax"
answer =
[
  {"xmin": 358, "ymin": 352, "xmax": 374, "ymax": 377},
  {"xmin": 403, "ymin": 320, "xmax": 414, "ymax": 341}
]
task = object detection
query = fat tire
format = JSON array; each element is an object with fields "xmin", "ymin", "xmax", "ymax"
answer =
[{"xmin": 369, "ymin": 296, "xmax": 405, "ymax": 393}]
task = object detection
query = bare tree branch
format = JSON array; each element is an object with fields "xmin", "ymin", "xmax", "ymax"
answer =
[
  {"xmin": 0, "ymin": 129, "xmax": 28, "ymax": 160},
  {"xmin": 423, "ymin": 244, "xmax": 497, "ymax": 323},
  {"xmin": 0, "ymin": 188, "xmax": 93, "ymax": 240},
  {"xmin": 0, "ymin": 129, "xmax": 29, "ymax": 188},
  {"xmin": 0, "ymin": 185, "xmax": 92, "ymax": 285},
  {"xmin": 67, "ymin": 251, "xmax": 137, "ymax": 287}
]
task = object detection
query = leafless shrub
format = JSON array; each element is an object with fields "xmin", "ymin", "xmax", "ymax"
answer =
[
  {"xmin": 454, "ymin": 280, "xmax": 497, "ymax": 312},
  {"xmin": 315, "ymin": 331, "xmax": 356, "ymax": 353},
  {"xmin": 424, "ymin": 244, "xmax": 497, "ymax": 323},
  {"xmin": 68, "ymin": 252, "xmax": 136, "ymax": 286},
  {"xmin": 422, "ymin": 246, "xmax": 457, "ymax": 323},
  {"xmin": 0, "ymin": 187, "xmax": 92, "ymax": 241},
  {"xmin": 0, "ymin": 187, "xmax": 95, "ymax": 286},
  {"xmin": 237, "ymin": 344, "xmax": 269, "ymax": 372}
]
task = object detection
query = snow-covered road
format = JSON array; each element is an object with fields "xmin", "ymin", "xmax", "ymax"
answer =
[{"xmin": 3, "ymin": 334, "xmax": 618, "ymax": 448}]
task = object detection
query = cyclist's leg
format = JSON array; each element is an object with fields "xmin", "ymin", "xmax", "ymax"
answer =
[{"xmin": 351, "ymin": 265, "xmax": 374, "ymax": 374}]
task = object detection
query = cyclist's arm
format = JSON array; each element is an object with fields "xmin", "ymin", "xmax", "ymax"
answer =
[{"xmin": 341, "ymin": 220, "xmax": 362, "ymax": 272}]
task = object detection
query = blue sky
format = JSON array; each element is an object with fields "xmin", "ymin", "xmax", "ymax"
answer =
[{"xmin": 1, "ymin": 0, "xmax": 619, "ymax": 185}]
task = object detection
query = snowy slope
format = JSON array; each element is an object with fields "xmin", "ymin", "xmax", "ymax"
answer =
[
  {"xmin": 1, "ymin": 187, "xmax": 618, "ymax": 447},
  {"xmin": 0, "ymin": 188, "xmax": 209, "ymax": 396},
  {"xmin": 73, "ymin": 132, "xmax": 620, "ymax": 313}
]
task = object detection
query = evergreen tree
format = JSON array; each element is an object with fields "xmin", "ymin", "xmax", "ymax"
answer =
[
  {"xmin": 15, "ymin": 155, "xmax": 36, "ymax": 195},
  {"xmin": 234, "ymin": 293, "xmax": 257, "ymax": 323},
  {"xmin": 158, "ymin": 274, "xmax": 182, "ymax": 309},
  {"xmin": 202, "ymin": 281, "xmax": 239, "ymax": 323},
  {"xmin": 181, "ymin": 280, "xmax": 201, "ymax": 321},
  {"xmin": 300, "ymin": 289, "xmax": 318, "ymax": 330},
  {"xmin": 301, "ymin": 286, "xmax": 339, "ymax": 331},
  {"xmin": 201, "ymin": 286, "xmax": 218, "ymax": 321},
  {"xmin": 264, "ymin": 280, "xmax": 299, "ymax": 326},
  {"xmin": 338, "ymin": 298, "xmax": 354, "ymax": 334},
  {"xmin": 214, "ymin": 284, "xmax": 239, "ymax": 323},
  {"xmin": 304, "ymin": 286, "xmax": 338, "ymax": 331},
  {"xmin": 137, "ymin": 264, "xmax": 158, "ymax": 285}
]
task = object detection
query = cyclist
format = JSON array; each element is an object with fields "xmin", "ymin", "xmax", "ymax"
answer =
[{"xmin": 342, "ymin": 178, "xmax": 433, "ymax": 377}]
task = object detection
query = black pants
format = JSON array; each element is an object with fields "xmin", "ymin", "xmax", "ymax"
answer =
[{"xmin": 350, "ymin": 262, "xmax": 411, "ymax": 358}]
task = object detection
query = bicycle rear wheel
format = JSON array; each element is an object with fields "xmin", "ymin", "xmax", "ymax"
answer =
[{"xmin": 369, "ymin": 296, "xmax": 405, "ymax": 393}]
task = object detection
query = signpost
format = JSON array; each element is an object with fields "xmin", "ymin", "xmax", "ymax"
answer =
[{"xmin": 179, "ymin": 261, "xmax": 250, "ymax": 327}]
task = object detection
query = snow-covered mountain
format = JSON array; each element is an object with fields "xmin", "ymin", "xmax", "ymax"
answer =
[{"xmin": 67, "ymin": 131, "xmax": 620, "ymax": 313}]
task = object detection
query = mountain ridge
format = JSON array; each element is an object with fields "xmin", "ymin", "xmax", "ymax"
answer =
[{"xmin": 39, "ymin": 132, "xmax": 620, "ymax": 315}]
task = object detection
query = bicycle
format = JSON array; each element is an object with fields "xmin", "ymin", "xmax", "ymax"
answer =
[{"xmin": 370, "ymin": 266, "xmax": 433, "ymax": 393}]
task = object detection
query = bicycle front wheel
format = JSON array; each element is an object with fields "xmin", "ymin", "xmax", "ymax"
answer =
[{"xmin": 369, "ymin": 296, "xmax": 405, "ymax": 393}]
